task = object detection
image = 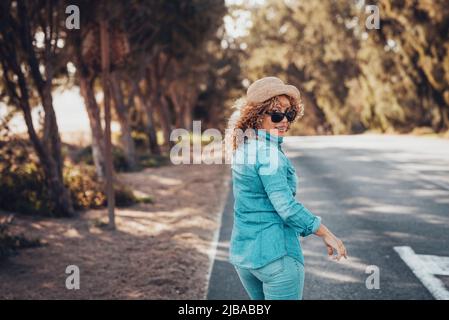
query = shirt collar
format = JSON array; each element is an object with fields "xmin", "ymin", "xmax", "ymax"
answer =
[{"xmin": 256, "ymin": 129, "xmax": 284, "ymax": 146}]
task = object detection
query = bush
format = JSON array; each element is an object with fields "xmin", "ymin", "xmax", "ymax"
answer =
[
  {"xmin": 72, "ymin": 140, "xmax": 171, "ymax": 170},
  {"xmin": 0, "ymin": 140, "xmax": 54, "ymax": 215},
  {"xmin": 139, "ymin": 153, "xmax": 170, "ymax": 168},
  {"xmin": 64, "ymin": 163, "xmax": 138, "ymax": 210},
  {"xmin": 114, "ymin": 184, "xmax": 137, "ymax": 207},
  {"xmin": 64, "ymin": 164, "xmax": 106, "ymax": 210},
  {"xmin": 0, "ymin": 215, "xmax": 41, "ymax": 260},
  {"xmin": 73, "ymin": 145, "xmax": 131, "ymax": 172},
  {"xmin": 0, "ymin": 140, "xmax": 138, "ymax": 215},
  {"xmin": 135, "ymin": 195, "xmax": 153, "ymax": 204},
  {"xmin": 132, "ymin": 131, "xmax": 148, "ymax": 150}
]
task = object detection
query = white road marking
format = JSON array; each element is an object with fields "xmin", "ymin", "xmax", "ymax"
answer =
[
  {"xmin": 204, "ymin": 174, "xmax": 231, "ymax": 299},
  {"xmin": 394, "ymin": 246, "xmax": 449, "ymax": 300}
]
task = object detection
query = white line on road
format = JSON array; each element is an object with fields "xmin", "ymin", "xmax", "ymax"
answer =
[
  {"xmin": 204, "ymin": 174, "xmax": 231, "ymax": 299},
  {"xmin": 394, "ymin": 246, "xmax": 449, "ymax": 300}
]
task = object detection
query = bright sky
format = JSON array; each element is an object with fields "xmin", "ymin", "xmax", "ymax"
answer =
[
  {"xmin": 0, "ymin": 88, "xmax": 120, "ymax": 135},
  {"xmin": 224, "ymin": 0, "xmax": 264, "ymax": 38},
  {"xmin": 1, "ymin": 88, "xmax": 88, "ymax": 133}
]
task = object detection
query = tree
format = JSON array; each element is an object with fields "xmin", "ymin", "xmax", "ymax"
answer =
[
  {"xmin": 0, "ymin": 0, "xmax": 74, "ymax": 216},
  {"xmin": 372, "ymin": 0, "xmax": 449, "ymax": 132},
  {"xmin": 122, "ymin": 0, "xmax": 228, "ymax": 149},
  {"xmin": 232, "ymin": 0, "xmax": 449, "ymax": 134},
  {"xmin": 67, "ymin": 0, "xmax": 137, "ymax": 176},
  {"xmin": 99, "ymin": 4, "xmax": 115, "ymax": 229}
]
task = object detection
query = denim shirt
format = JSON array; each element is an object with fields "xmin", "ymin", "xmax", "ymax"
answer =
[{"xmin": 229, "ymin": 129, "xmax": 321, "ymax": 269}]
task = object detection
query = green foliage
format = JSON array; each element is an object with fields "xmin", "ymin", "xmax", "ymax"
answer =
[
  {"xmin": 73, "ymin": 141, "xmax": 171, "ymax": 169},
  {"xmin": 0, "ymin": 139, "xmax": 138, "ymax": 215},
  {"xmin": 63, "ymin": 163, "xmax": 106, "ymax": 210},
  {"xmin": 139, "ymin": 153, "xmax": 170, "ymax": 168},
  {"xmin": 113, "ymin": 184, "xmax": 137, "ymax": 207},
  {"xmin": 132, "ymin": 131, "xmax": 148, "ymax": 150},
  {"xmin": 131, "ymin": 131, "xmax": 171, "ymax": 168},
  {"xmin": 235, "ymin": 0, "xmax": 449, "ymax": 134},
  {"xmin": 73, "ymin": 145, "xmax": 131, "ymax": 172},
  {"xmin": 0, "ymin": 140, "xmax": 54, "ymax": 215},
  {"xmin": 135, "ymin": 196, "xmax": 154, "ymax": 204}
]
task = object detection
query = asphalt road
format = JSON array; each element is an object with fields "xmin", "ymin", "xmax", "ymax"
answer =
[{"xmin": 207, "ymin": 134, "xmax": 449, "ymax": 300}]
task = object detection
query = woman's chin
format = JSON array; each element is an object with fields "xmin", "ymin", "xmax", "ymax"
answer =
[
  {"xmin": 265, "ymin": 128, "xmax": 287, "ymax": 136},
  {"xmin": 274, "ymin": 129, "xmax": 287, "ymax": 136}
]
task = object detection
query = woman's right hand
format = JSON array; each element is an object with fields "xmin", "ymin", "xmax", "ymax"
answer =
[{"xmin": 315, "ymin": 223, "xmax": 348, "ymax": 261}]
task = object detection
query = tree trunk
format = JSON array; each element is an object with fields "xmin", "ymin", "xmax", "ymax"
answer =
[
  {"xmin": 134, "ymin": 81, "xmax": 160, "ymax": 155},
  {"xmin": 157, "ymin": 95, "xmax": 174, "ymax": 150},
  {"xmin": 100, "ymin": 13, "xmax": 115, "ymax": 230},
  {"xmin": 110, "ymin": 73, "xmax": 137, "ymax": 169},
  {"xmin": 41, "ymin": 84, "xmax": 75, "ymax": 216},
  {"xmin": 147, "ymin": 62, "xmax": 173, "ymax": 151},
  {"xmin": 167, "ymin": 80, "xmax": 198, "ymax": 132},
  {"xmin": 183, "ymin": 90, "xmax": 195, "ymax": 131},
  {"xmin": 185, "ymin": 106, "xmax": 193, "ymax": 131},
  {"xmin": 78, "ymin": 75, "xmax": 107, "ymax": 179},
  {"xmin": 146, "ymin": 101, "xmax": 161, "ymax": 155},
  {"xmin": 437, "ymin": 104, "xmax": 449, "ymax": 132},
  {"xmin": 72, "ymin": 25, "xmax": 107, "ymax": 180}
]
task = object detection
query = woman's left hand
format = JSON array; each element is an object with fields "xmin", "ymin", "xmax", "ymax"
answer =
[{"xmin": 315, "ymin": 223, "xmax": 348, "ymax": 261}]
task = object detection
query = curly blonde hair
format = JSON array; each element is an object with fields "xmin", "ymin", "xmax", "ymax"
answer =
[{"xmin": 226, "ymin": 94, "xmax": 304, "ymax": 152}]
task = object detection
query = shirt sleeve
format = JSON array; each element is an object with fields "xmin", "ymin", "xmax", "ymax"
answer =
[{"xmin": 256, "ymin": 144, "xmax": 321, "ymax": 237}]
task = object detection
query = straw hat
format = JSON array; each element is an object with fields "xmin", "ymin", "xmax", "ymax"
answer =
[{"xmin": 246, "ymin": 76, "xmax": 301, "ymax": 104}]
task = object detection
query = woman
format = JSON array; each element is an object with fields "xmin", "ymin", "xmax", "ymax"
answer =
[{"xmin": 227, "ymin": 76, "xmax": 347, "ymax": 300}]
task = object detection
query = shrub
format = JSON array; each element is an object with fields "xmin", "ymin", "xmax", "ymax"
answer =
[
  {"xmin": 63, "ymin": 163, "xmax": 106, "ymax": 210},
  {"xmin": 139, "ymin": 153, "xmax": 170, "ymax": 168},
  {"xmin": 73, "ymin": 145, "xmax": 131, "ymax": 172},
  {"xmin": 136, "ymin": 195, "xmax": 153, "ymax": 204},
  {"xmin": 0, "ymin": 140, "xmax": 138, "ymax": 215},
  {"xmin": 132, "ymin": 131, "xmax": 148, "ymax": 150},
  {"xmin": 0, "ymin": 215, "xmax": 41, "ymax": 260},
  {"xmin": 64, "ymin": 163, "xmax": 138, "ymax": 210},
  {"xmin": 114, "ymin": 184, "xmax": 137, "ymax": 207},
  {"xmin": 0, "ymin": 140, "xmax": 54, "ymax": 215}
]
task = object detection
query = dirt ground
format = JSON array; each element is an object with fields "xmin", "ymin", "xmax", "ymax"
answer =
[{"xmin": 0, "ymin": 162, "xmax": 230, "ymax": 299}]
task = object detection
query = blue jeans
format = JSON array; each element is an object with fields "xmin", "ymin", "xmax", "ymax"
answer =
[{"xmin": 234, "ymin": 255, "xmax": 305, "ymax": 300}]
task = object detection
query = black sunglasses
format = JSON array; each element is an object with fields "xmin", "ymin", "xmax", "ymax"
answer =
[{"xmin": 266, "ymin": 110, "xmax": 297, "ymax": 123}]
